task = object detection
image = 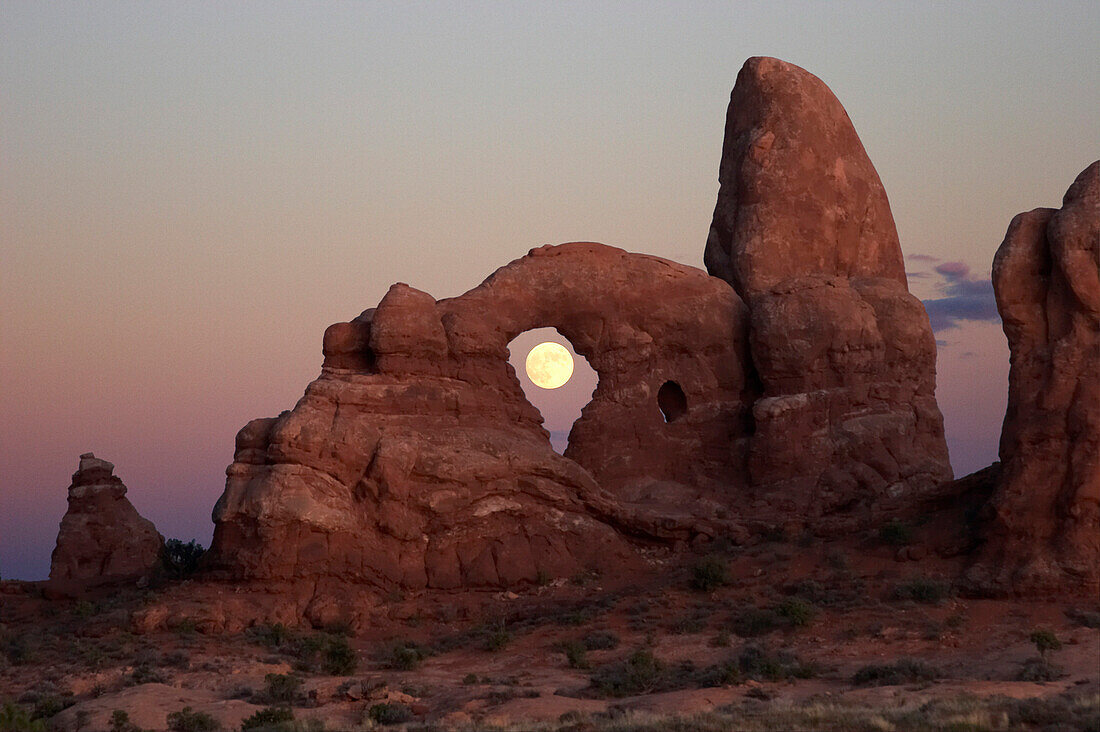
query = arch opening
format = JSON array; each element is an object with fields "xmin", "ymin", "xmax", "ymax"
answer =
[
  {"xmin": 657, "ymin": 380, "xmax": 687, "ymax": 423},
  {"xmin": 506, "ymin": 327, "xmax": 598, "ymax": 454}
]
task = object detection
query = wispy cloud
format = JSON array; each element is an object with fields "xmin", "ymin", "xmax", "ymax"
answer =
[{"xmin": 906, "ymin": 255, "xmax": 1000, "ymax": 333}]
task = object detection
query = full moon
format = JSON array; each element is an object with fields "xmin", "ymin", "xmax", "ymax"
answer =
[{"xmin": 525, "ymin": 341, "xmax": 574, "ymax": 389}]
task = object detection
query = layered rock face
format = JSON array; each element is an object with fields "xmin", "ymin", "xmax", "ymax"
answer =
[
  {"xmin": 967, "ymin": 161, "xmax": 1100, "ymax": 596},
  {"xmin": 705, "ymin": 57, "xmax": 952, "ymax": 526},
  {"xmin": 207, "ymin": 243, "xmax": 752, "ymax": 589},
  {"xmin": 49, "ymin": 454, "xmax": 164, "ymax": 583}
]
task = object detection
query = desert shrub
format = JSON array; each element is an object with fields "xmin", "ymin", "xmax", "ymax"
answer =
[
  {"xmin": 689, "ymin": 555, "xmax": 730, "ymax": 592},
  {"xmin": 1, "ymin": 635, "xmax": 32, "ymax": 666},
  {"xmin": 1029, "ymin": 628, "xmax": 1062, "ymax": 659},
  {"xmin": 590, "ymin": 649, "xmax": 663, "ymax": 697},
  {"xmin": 852, "ymin": 658, "xmax": 940, "ymax": 686},
  {"xmin": 562, "ymin": 640, "xmax": 589, "ymax": 670},
  {"xmin": 1016, "ymin": 656, "xmax": 1064, "ymax": 682},
  {"xmin": 775, "ymin": 598, "xmax": 815, "ymax": 627},
  {"xmin": 668, "ymin": 613, "xmax": 708, "ymax": 635},
  {"xmin": 367, "ymin": 703, "xmax": 413, "ymax": 726},
  {"xmin": 71, "ymin": 600, "xmax": 99, "ymax": 618},
  {"xmin": 878, "ymin": 519, "xmax": 912, "ymax": 546},
  {"xmin": 129, "ymin": 664, "xmax": 168, "ymax": 685},
  {"xmin": 25, "ymin": 692, "xmax": 75, "ymax": 721},
  {"xmin": 247, "ymin": 624, "xmax": 292, "ymax": 649},
  {"xmin": 382, "ymin": 640, "xmax": 426, "ymax": 671},
  {"xmin": 1066, "ymin": 607, "xmax": 1100, "ymax": 629},
  {"xmin": 240, "ymin": 707, "xmax": 294, "ymax": 731},
  {"xmin": 162, "ymin": 650, "xmax": 190, "ymax": 669},
  {"xmin": 762, "ymin": 525, "xmax": 788, "ymax": 543},
  {"xmin": 166, "ymin": 707, "xmax": 219, "ymax": 732},
  {"xmin": 582, "ymin": 630, "xmax": 620, "ymax": 650},
  {"xmin": 892, "ymin": 576, "xmax": 951, "ymax": 604},
  {"xmin": 286, "ymin": 632, "xmax": 356, "ymax": 674},
  {"xmin": 735, "ymin": 644, "xmax": 815, "ymax": 681},
  {"xmin": 109, "ymin": 709, "xmax": 137, "ymax": 732},
  {"xmin": 172, "ymin": 619, "xmax": 198, "ymax": 636},
  {"xmin": 0, "ymin": 701, "xmax": 45, "ymax": 732},
  {"xmin": 558, "ymin": 609, "xmax": 594, "ymax": 627},
  {"xmin": 688, "ymin": 659, "xmax": 741, "ymax": 687},
  {"xmin": 257, "ymin": 674, "xmax": 302, "ymax": 705},
  {"xmin": 1007, "ymin": 693, "xmax": 1098, "ymax": 728},
  {"xmin": 461, "ymin": 673, "xmax": 478, "ymax": 685},
  {"xmin": 731, "ymin": 607, "xmax": 783, "ymax": 637},
  {"xmin": 482, "ymin": 624, "xmax": 511, "ymax": 652},
  {"xmin": 320, "ymin": 634, "xmax": 357, "ymax": 675},
  {"xmin": 944, "ymin": 612, "xmax": 966, "ymax": 630},
  {"xmin": 162, "ymin": 539, "xmax": 206, "ymax": 578}
]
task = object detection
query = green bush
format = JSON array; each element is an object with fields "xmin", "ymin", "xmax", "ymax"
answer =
[
  {"xmin": 282, "ymin": 631, "xmax": 357, "ymax": 674},
  {"xmin": 367, "ymin": 703, "xmax": 413, "ymax": 726},
  {"xmin": 582, "ymin": 631, "xmax": 620, "ymax": 650},
  {"xmin": 109, "ymin": 709, "xmax": 136, "ymax": 732},
  {"xmin": 30, "ymin": 694, "xmax": 76, "ymax": 720},
  {"xmin": 878, "ymin": 519, "xmax": 912, "ymax": 546},
  {"xmin": 1029, "ymin": 629, "xmax": 1062, "ymax": 659},
  {"xmin": 775, "ymin": 598, "xmax": 815, "ymax": 627},
  {"xmin": 130, "ymin": 664, "xmax": 168, "ymax": 685},
  {"xmin": 247, "ymin": 624, "xmax": 291, "ymax": 649},
  {"xmin": 562, "ymin": 640, "xmax": 589, "ymax": 670},
  {"xmin": 731, "ymin": 607, "xmax": 783, "ymax": 637},
  {"xmin": 258, "ymin": 674, "xmax": 302, "ymax": 705},
  {"xmin": 482, "ymin": 624, "xmax": 511, "ymax": 652},
  {"xmin": 72, "ymin": 600, "xmax": 99, "ymax": 618},
  {"xmin": 240, "ymin": 707, "xmax": 294, "ymax": 731},
  {"xmin": 383, "ymin": 641, "xmax": 425, "ymax": 671},
  {"xmin": 321, "ymin": 635, "xmax": 357, "ymax": 675},
  {"xmin": 1, "ymin": 635, "xmax": 33, "ymax": 666},
  {"xmin": 590, "ymin": 649, "xmax": 663, "ymax": 697},
  {"xmin": 1066, "ymin": 608, "xmax": 1100, "ymax": 629},
  {"xmin": 892, "ymin": 577, "xmax": 950, "ymax": 604},
  {"xmin": 0, "ymin": 702, "xmax": 46, "ymax": 732},
  {"xmin": 1016, "ymin": 657, "xmax": 1064, "ymax": 682},
  {"xmin": 162, "ymin": 539, "xmax": 206, "ymax": 577},
  {"xmin": 736, "ymin": 644, "xmax": 815, "ymax": 681},
  {"xmin": 166, "ymin": 707, "xmax": 219, "ymax": 732},
  {"xmin": 852, "ymin": 658, "xmax": 940, "ymax": 686},
  {"xmin": 689, "ymin": 555, "xmax": 730, "ymax": 592}
]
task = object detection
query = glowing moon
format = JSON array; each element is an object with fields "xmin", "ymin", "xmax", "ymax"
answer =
[{"xmin": 525, "ymin": 341, "xmax": 574, "ymax": 389}]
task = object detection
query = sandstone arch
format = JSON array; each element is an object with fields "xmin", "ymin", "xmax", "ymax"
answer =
[{"xmin": 207, "ymin": 243, "xmax": 753, "ymax": 592}]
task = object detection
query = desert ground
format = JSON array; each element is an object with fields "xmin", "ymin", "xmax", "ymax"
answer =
[{"xmin": 3, "ymin": 530, "xmax": 1098, "ymax": 731}]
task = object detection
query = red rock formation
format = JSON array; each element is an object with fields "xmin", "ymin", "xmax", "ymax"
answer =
[
  {"xmin": 49, "ymin": 453, "xmax": 164, "ymax": 583},
  {"xmin": 967, "ymin": 161, "xmax": 1099, "ymax": 596},
  {"xmin": 705, "ymin": 57, "xmax": 952, "ymax": 527},
  {"xmin": 201, "ymin": 58, "xmax": 960, "ymax": 601},
  {"xmin": 207, "ymin": 243, "xmax": 753, "ymax": 593}
]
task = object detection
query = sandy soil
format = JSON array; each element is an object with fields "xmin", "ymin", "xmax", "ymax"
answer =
[{"xmin": 1, "ymin": 536, "xmax": 1097, "ymax": 731}]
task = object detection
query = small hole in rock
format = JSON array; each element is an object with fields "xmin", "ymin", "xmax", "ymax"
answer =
[{"xmin": 658, "ymin": 380, "xmax": 687, "ymax": 423}]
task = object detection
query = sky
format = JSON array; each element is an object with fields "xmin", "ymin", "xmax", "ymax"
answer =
[{"xmin": 2, "ymin": 2, "xmax": 1097, "ymax": 580}]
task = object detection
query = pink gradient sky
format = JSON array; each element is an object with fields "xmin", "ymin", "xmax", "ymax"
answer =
[{"xmin": 2, "ymin": 3, "xmax": 1097, "ymax": 579}]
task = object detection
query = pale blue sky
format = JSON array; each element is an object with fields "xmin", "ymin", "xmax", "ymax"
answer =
[{"xmin": 2, "ymin": 2, "xmax": 1097, "ymax": 579}]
